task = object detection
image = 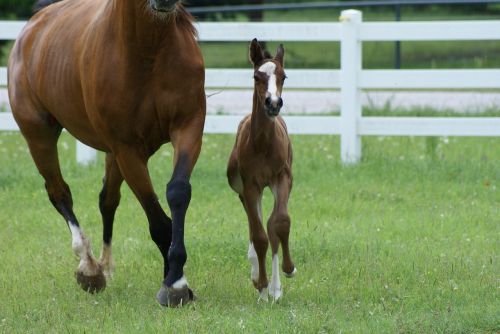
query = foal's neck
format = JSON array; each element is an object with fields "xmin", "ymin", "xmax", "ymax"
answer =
[{"xmin": 250, "ymin": 92, "xmax": 277, "ymax": 152}]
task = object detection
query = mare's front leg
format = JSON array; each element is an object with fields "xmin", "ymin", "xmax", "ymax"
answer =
[
  {"xmin": 242, "ymin": 182, "xmax": 269, "ymax": 301},
  {"xmin": 156, "ymin": 120, "xmax": 204, "ymax": 307},
  {"xmin": 113, "ymin": 148, "xmax": 176, "ymax": 304}
]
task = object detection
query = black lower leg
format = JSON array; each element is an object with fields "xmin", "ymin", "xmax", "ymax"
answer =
[
  {"xmin": 46, "ymin": 182, "xmax": 79, "ymax": 226},
  {"xmin": 99, "ymin": 185, "xmax": 119, "ymax": 245},
  {"xmin": 165, "ymin": 178, "xmax": 191, "ymax": 286}
]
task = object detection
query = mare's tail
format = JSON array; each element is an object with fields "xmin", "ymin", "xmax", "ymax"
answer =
[{"xmin": 33, "ymin": 0, "xmax": 63, "ymax": 14}]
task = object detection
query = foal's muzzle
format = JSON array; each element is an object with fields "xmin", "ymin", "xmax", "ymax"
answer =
[
  {"xmin": 151, "ymin": 0, "xmax": 179, "ymax": 12},
  {"xmin": 265, "ymin": 97, "xmax": 283, "ymax": 117}
]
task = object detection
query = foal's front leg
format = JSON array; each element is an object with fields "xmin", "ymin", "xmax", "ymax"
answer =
[{"xmin": 242, "ymin": 183, "xmax": 269, "ymax": 301}]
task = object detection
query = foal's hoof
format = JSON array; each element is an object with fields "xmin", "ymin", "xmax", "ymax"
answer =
[
  {"xmin": 75, "ymin": 270, "xmax": 106, "ymax": 293},
  {"xmin": 156, "ymin": 285, "xmax": 196, "ymax": 307},
  {"xmin": 284, "ymin": 267, "xmax": 297, "ymax": 278}
]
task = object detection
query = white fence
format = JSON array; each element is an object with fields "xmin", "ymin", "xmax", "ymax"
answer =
[{"xmin": 1, "ymin": 9, "xmax": 500, "ymax": 164}]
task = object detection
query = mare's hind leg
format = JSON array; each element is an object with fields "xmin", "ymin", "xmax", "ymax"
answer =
[
  {"xmin": 17, "ymin": 114, "xmax": 105, "ymax": 293},
  {"xmin": 267, "ymin": 173, "xmax": 296, "ymax": 301},
  {"xmin": 98, "ymin": 153, "xmax": 124, "ymax": 280}
]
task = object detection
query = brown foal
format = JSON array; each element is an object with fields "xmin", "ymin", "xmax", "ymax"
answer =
[
  {"xmin": 227, "ymin": 39, "xmax": 296, "ymax": 301},
  {"xmin": 8, "ymin": 0, "xmax": 205, "ymax": 307}
]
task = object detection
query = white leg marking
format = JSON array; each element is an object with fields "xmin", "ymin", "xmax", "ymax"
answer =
[
  {"xmin": 172, "ymin": 275, "xmax": 188, "ymax": 289},
  {"xmin": 69, "ymin": 223, "xmax": 101, "ymax": 276},
  {"xmin": 69, "ymin": 223, "xmax": 85, "ymax": 257},
  {"xmin": 99, "ymin": 244, "xmax": 115, "ymax": 280},
  {"xmin": 258, "ymin": 287, "xmax": 269, "ymax": 302},
  {"xmin": 247, "ymin": 243, "xmax": 259, "ymax": 282},
  {"xmin": 269, "ymin": 253, "xmax": 282, "ymax": 301}
]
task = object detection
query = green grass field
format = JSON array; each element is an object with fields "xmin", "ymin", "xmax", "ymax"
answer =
[{"xmin": 0, "ymin": 129, "xmax": 498, "ymax": 333}]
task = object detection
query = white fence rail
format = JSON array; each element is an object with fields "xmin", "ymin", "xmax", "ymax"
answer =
[{"xmin": 1, "ymin": 10, "xmax": 500, "ymax": 164}]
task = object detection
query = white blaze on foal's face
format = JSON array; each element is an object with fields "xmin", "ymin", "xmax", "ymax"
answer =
[{"xmin": 258, "ymin": 61, "xmax": 279, "ymax": 103}]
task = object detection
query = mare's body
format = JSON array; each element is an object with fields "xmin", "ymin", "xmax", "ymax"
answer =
[{"xmin": 8, "ymin": 0, "xmax": 205, "ymax": 306}]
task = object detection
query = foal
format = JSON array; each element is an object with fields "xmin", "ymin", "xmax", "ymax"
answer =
[{"xmin": 227, "ymin": 39, "xmax": 296, "ymax": 301}]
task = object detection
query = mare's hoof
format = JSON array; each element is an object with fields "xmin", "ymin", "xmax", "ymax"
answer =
[
  {"xmin": 156, "ymin": 285, "xmax": 195, "ymax": 307},
  {"xmin": 75, "ymin": 270, "xmax": 106, "ymax": 293},
  {"xmin": 284, "ymin": 267, "xmax": 297, "ymax": 278}
]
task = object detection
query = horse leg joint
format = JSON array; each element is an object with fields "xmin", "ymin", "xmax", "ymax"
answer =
[{"xmin": 166, "ymin": 179, "xmax": 191, "ymax": 211}]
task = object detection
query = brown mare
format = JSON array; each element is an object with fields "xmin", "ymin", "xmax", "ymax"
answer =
[
  {"xmin": 227, "ymin": 39, "xmax": 296, "ymax": 301},
  {"xmin": 8, "ymin": 0, "xmax": 205, "ymax": 307}
]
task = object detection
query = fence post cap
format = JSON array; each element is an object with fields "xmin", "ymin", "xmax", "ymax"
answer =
[{"xmin": 339, "ymin": 9, "xmax": 362, "ymax": 23}]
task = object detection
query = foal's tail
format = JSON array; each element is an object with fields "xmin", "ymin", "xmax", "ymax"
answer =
[{"xmin": 33, "ymin": 0, "xmax": 63, "ymax": 14}]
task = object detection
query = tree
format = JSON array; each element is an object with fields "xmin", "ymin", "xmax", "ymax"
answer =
[{"xmin": 0, "ymin": 0, "xmax": 35, "ymax": 19}]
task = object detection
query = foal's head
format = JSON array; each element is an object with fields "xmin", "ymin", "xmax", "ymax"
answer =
[
  {"xmin": 148, "ymin": 0, "xmax": 180, "ymax": 12},
  {"xmin": 250, "ymin": 38, "xmax": 286, "ymax": 118}
]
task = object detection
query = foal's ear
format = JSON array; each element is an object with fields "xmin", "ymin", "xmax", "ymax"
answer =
[
  {"xmin": 275, "ymin": 44, "xmax": 285, "ymax": 67},
  {"xmin": 249, "ymin": 38, "xmax": 264, "ymax": 65}
]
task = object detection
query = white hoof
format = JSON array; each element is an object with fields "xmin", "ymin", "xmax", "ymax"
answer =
[
  {"xmin": 258, "ymin": 287, "xmax": 269, "ymax": 302},
  {"xmin": 269, "ymin": 284, "xmax": 282, "ymax": 301}
]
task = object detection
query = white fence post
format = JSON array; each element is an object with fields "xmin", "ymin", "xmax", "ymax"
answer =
[
  {"xmin": 76, "ymin": 141, "xmax": 97, "ymax": 165},
  {"xmin": 340, "ymin": 9, "xmax": 362, "ymax": 164}
]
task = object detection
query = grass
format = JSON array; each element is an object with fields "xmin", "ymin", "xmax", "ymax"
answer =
[{"xmin": 0, "ymin": 127, "xmax": 498, "ymax": 333}]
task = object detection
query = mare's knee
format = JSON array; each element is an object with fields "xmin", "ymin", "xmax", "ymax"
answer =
[{"xmin": 166, "ymin": 179, "xmax": 191, "ymax": 211}]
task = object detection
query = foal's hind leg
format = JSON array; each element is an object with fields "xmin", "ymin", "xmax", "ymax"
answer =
[
  {"xmin": 268, "ymin": 174, "xmax": 296, "ymax": 301},
  {"xmin": 18, "ymin": 115, "xmax": 105, "ymax": 293},
  {"xmin": 98, "ymin": 153, "xmax": 124, "ymax": 280}
]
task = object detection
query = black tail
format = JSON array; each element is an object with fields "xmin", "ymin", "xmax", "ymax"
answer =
[{"xmin": 33, "ymin": 0, "xmax": 63, "ymax": 14}]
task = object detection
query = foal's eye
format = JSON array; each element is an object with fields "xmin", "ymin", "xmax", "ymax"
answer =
[{"xmin": 253, "ymin": 74, "xmax": 260, "ymax": 82}]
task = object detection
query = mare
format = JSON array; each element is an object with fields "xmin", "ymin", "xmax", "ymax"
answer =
[
  {"xmin": 227, "ymin": 39, "xmax": 296, "ymax": 301},
  {"xmin": 8, "ymin": 0, "xmax": 206, "ymax": 307}
]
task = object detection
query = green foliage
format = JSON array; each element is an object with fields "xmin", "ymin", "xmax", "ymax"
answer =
[
  {"xmin": 0, "ymin": 0, "xmax": 35, "ymax": 19},
  {"xmin": 0, "ymin": 128, "xmax": 498, "ymax": 333}
]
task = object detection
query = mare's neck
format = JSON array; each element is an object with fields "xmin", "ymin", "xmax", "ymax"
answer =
[
  {"xmin": 111, "ymin": 0, "xmax": 175, "ymax": 54},
  {"xmin": 250, "ymin": 91, "xmax": 277, "ymax": 152}
]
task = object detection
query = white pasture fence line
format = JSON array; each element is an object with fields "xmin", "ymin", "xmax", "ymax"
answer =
[{"xmin": 1, "ymin": 9, "xmax": 500, "ymax": 164}]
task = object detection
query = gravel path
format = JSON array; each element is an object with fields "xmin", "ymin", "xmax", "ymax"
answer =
[
  {"xmin": 2, "ymin": 89, "xmax": 499, "ymax": 114},
  {"xmin": 206, "ymin": 90, "xmax": 500, "ymax": 115}
]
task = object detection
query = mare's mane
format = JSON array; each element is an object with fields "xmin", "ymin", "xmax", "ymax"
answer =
[
  {"xmin": 32, "ymin": 0, "xmax": 197, "ymax": 36},
  {"xmin": 33, "ymin": 0, "xmax": 62, "ymax": 13}
]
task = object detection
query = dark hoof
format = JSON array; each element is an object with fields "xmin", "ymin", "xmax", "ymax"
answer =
[
  {"xmin": 75, "ymin": 270, "xmax": 106, "ymax": 293},
  {"xmin": 156, "ymin": 285, "xmax": 196, "ymax": 307},
  {"xmin": 284, "ymin": 267, "xmax": 297, "ymax": 278}
]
